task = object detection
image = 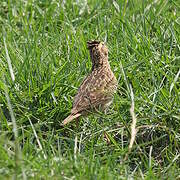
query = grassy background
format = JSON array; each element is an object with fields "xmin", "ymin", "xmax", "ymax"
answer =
[{"xmin": 0, "ymin": 0, "xmax": 180, "ymax": 179}]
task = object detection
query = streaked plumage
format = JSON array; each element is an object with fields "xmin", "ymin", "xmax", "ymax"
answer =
[{"xmin": 62, "ymin": 40, "xmax": 117, "ymax": 125}]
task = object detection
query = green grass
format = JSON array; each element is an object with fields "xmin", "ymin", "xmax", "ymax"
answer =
[{"xmin": 0, "ymin": 0, "xmax": 180, "ymax": 179}]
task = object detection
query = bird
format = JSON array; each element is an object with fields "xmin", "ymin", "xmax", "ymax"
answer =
[{"xmin": 62, "ymin": 40, "xmax": 118, "ymax": 126}]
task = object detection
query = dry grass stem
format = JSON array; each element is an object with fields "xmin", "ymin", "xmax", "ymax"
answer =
[{"xmin": 129, "ymin": 84, "xmax": 137, "ymax": 151}]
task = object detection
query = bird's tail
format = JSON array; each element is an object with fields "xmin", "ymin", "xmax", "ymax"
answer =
[{"xmin": 62, "ymin": 113, "xmax": 81, "ymax": 126}]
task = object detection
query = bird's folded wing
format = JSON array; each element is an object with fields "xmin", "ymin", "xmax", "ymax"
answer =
[
  {"xmin": 71, "ymin": 69, "xmax": 117, "ymax": 115},
  {"xmin": 71, "ymin": 91, "xmax": 112, "ymax": 115}
]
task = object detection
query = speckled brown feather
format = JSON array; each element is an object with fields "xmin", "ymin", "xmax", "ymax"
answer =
[{"xmin": 62, "ymin": 41, "xmax": 117, "ymax": 126}]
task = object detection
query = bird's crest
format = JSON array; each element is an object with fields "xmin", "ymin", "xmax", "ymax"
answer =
[{"xmin": 87, "ymin": 40, "xmax": 101, "ymax": 49}]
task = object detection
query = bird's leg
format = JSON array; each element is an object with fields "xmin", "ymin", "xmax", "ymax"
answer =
[
  {"xmin": 75, "ymin": 117, "xmax": 79, "ymax": 129},
  {"xmin": 104, "ymin": 131, "xmax": 110, "ymax": 144},
  {"xmin": 103, "ymin": 106, "xmax": 111, "ymax": 144}
]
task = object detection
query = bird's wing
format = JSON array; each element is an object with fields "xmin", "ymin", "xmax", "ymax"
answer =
[{"xmin": 71, "ymin": 69, "xmax": 117, "ymax": 115}]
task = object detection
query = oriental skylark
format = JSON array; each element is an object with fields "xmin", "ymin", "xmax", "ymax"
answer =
[{"xmin": 62, "ymin": 40, "xmax": 118, "ymax": 125}]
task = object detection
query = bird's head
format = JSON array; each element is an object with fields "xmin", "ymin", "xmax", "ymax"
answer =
[{"xmin": 87, "ymin": 40, "xmax": 108, "ymax": 68}]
